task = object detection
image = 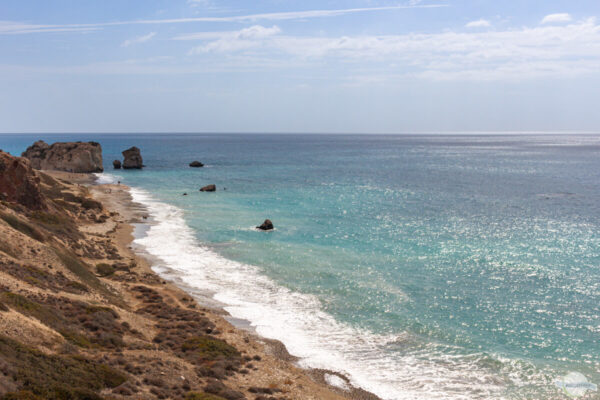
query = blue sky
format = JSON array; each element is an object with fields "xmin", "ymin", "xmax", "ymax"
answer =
[{"xmin": 1, "ymin": 0, "xmax": 600, "ymax": 133}]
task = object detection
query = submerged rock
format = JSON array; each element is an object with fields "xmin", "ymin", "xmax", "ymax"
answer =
[
  {"xmin": 21, "ymin": 140, "xmax": 103, "ymax": 173},
  {"xmin": 189, "ymin": 161, "xmax": 204, "ymax": 168},
  {"xmin": 122, "ymin": 147, "xmax": 143, "ymax": 169},
  {"xmin": 113, "ymin": 160, "xmax": 122, "ymax": 169},
  {"xmin": 257, "ymin": 219, "xmax": 274, "ymax": 231},
  {"xmin": 200, "ymin": 184, "xmax": 216, "ymax": 192}
]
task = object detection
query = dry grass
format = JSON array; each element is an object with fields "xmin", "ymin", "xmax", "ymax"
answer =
[
  {"xmin": 0, "ymin": 335, "xmax": 126, "ymax": 400},
  {"xmin": 0, "ymin": 213, "xmax": 45, "ymax": 242}
]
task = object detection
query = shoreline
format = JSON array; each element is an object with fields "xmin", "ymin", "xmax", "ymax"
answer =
[{"xmin": 85, "ymin": 172, "xmax": 381, "ymax": 400}]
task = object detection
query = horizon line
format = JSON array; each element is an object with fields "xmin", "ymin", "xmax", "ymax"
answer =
[{"xmin": 2, "ymin": 131, "xmax": 600, "ymax": 136}]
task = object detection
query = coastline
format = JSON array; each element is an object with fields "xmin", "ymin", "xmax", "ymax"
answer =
[{"xmin": 84, "ymin": 173, "xmax": 381, "ymax": 400}]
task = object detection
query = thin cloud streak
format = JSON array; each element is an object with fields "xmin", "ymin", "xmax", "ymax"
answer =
[
  {"xmin": 121, "ymin": 32, "xmax": 156, "ymax": 47},
  {"xmin": 0, "ymin": 5, "xmax": 447, "ymax": 34}
]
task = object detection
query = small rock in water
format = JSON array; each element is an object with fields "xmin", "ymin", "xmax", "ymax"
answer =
[
  {"xmin": 182, "ymin": 193, "xmax": 188, "ymax": 196},
  {"xmin": 200, "ymin": 184, "xmax": 216, "ymax": 192},
  {"xmin": 257, "ymin": 219, "xmax": 274, "ymax": 231},
  {"xmin": 189, "ymin": 161, "xmax": 204, "ymax": 168},
  {"xmin": 113, "ymin": 160, "xmax": 122, "ymax": 169}
]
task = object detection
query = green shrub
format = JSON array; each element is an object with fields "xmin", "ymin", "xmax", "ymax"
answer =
[
  {"xmin": 95, "ymin": 263, "xmax": 115, "ymax": 277},
  {"xmin": 181, "ymin": 336, "xmax": 239, "ymax": 360}
]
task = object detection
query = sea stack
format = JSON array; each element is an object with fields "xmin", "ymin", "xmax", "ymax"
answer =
[
  {"xmin": 113, "ymin": 160, "xmax": 122, "ymax": 169},
  {"xmin": 122, "ymin": 147, "xmax": 143, "ymax": 169},
  {"xmin": 189, "ymin": 161, "xmax": 204, "ymax": 168},
  {"xmin": 257, "ymin": 219, "xmax": 274, "ymax": 231},
  {"xmin": 200, "ymin": 184, "xmax": 216, "ymax": 192},
  {"xmin": 21, "ymin": 140, "xmax": 103, "ymax": 173}
]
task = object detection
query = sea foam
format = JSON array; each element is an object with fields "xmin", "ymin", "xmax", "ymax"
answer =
[{"xmin": 129, "ymin": 187, "xmax": 516, "ymax": 400}]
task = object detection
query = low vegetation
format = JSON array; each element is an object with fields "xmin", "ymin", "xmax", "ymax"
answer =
[
  {"xmin": 0, "ymin": 335, "xmax": 126, "ymax": 400},
  {"xmin": 0, "ymin": 213, "xmax": 45, "ymax": 242},
  {"xmin": 96, "ymin": 262, "xmax": 116, "ymax": 277},
  {"xmin": 181, "ymin": 336, "xmax": 240, "ymax": 360}
]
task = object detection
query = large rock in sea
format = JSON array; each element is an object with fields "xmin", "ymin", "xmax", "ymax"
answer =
[
  {"xmin": 200, "ymin": 184, "xmax": 216, "ymax": 192},
  {"xmin": 21, "ymin": 140, "xmax": 103, "ymax": 173},
  {"xmin": 189, "ymin": 161, "xmax": 204, "ymax": 168},
  {"xmin": 0, "ymin": 151, "xmax": 46, "ymax": 210},
  {"xmin": 113, "ymin": 160, "xmax": 122, "ymax": 169},
  {"xmin": 257, "ymin": 219, "xmax": 274, "ymax": 231},
  {"xmin": 122, "ymin": 147, "xmax": 143, "ymax": 169}
]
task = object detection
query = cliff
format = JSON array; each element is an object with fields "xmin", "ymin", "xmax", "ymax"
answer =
[{"xmin": 0, "ymin": 151, "xmax": 46, "ymax": 210}]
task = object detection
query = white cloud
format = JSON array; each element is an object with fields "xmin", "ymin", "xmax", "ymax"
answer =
[
  {"xmin": 541, "ymin": 13, "xmax": 572, "ymax": 24},
  {"xmin": 188, "ymin": 25, "xmax": 281, "ymax": 54},
  {"xmin": 121, "ymin": 32, "xmax": 156, "ymax": 47},
  {"xmin": 465, "ymin": 19, "xmax": 491, "ymax": 29},
  {"xmin": 176, "ymin": 25, "xmax": 281, "ymax": 41},
  {"xmin": 184, "ymin": 18, "xmax": 600, "ymax": 80}
]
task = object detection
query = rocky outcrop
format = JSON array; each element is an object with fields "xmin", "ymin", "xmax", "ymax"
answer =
[
  {"xmin": 122, "ymin": 147, "xmax": 143, "ymax": 169},
  {"xmin": 200, "ymin": 184, "xmax": 216, "ymax": 192},
  {"xmin": 257, "ymin": 219, "xmax": 274, "ymax": 231},
  {"xmin": 189, "ymin": 161, "xmax": 204, "ymax": 168},
  {"xmin": 113, "ymin": 160, "xmax": 122, "ymax": 169},
  {"xmin": 21, "ymin": 140, "xmax": 103, "ymax": 173},
  {"xmin": 0, "ymin": 151, "xmax": 46, "ymax": 210}
]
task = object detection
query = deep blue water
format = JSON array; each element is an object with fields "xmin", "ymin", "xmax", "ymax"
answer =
[{"xmin": 2, "ymin": 134, "xmax": 599, "ymax": 399}]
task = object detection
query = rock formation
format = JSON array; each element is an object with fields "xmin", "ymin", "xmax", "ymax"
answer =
[
  {"xmin": 0, "ymin": 151, "xmax": 46, "ymax": 210},
  {"xmin": 200, "ymin": 184, "xmax": 216, "ymax": 192},
  {"xmin": 113, "ymin": 160, "xmax": 122, "ymax": 169},
  {"xmin": 189, "ymin": 161, "xmax": 204, "ymax": 168},
  {"xmin": 122, "ymin": 147, "xmax": 143, "ymax": 169},
  {"xmin": 257, "ymin": 219, "xmax": 274, "ymax": 231},
  {"xmin": 21, "ymin": 140, "xmax": 103, "ymax": 173}
]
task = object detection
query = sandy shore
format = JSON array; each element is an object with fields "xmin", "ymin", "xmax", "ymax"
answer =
[
  {"xmin": 84, "ymin": 174, "xmax": 381, "ymax": 400},
  {"xmin": 0, "ymin": 156, "xmax": 384, "ymax": 400}
]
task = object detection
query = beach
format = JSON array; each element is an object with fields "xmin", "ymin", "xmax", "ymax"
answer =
[
  {"xmin": 0, "ymin": 154, "xmax": 377, "ymax": 399},
  {"xmin": 87, "ymin": 175, "xmax": 380, "ymax": 400}
]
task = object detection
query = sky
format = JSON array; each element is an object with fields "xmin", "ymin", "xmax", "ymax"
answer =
[{"xmin": 1, "ymin": 0, "xmax": 600, "ymax": 134}]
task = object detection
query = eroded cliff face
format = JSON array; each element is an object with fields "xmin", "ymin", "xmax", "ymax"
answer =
[
  {"xmin": 22, "ymin": 140, "xmax": 103, "ymax": 173},
  {"xmin": 0, "ymin": 151, "xmax": 46, "ymax": 210}
]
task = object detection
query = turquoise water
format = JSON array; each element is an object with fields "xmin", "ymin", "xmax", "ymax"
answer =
[{"xmin": 2, "ymin": 134, "xmax": 599, "ymax": 399}]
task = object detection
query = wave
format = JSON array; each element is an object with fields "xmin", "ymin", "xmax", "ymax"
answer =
[
  {"xmin": 128, "ymin": 186, "xmax": 541, "ymax": 400},
  {"xmin": 94, "ymin": 172, "xmax": 122, "ymax": 185}
]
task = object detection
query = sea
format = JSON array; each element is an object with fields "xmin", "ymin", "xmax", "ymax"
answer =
[{"xmin": 2, "ymin": 134, "xmax": 599, "ymax": 400}]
